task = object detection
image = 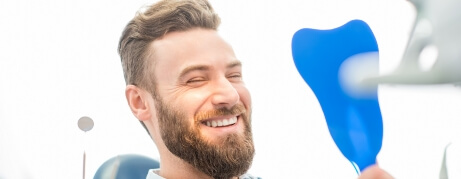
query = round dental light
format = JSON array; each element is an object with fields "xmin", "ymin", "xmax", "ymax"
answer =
[{"xmin": 78, "ymin": 116, "xmax": 94, "ymax": 132}]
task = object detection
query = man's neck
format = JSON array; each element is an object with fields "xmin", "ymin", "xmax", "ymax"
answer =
[
  {"xmin": 158, "ymin": 153, "xmax": 240, "ymax": 179},
  {"xmin": 159, "ymin": 155, "xmax": 210, "ymax": 179},
  {"xmin": 158, "ymin": 151, "xmax": 237, "ymax": 179}
]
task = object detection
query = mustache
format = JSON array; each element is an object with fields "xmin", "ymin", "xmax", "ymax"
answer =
[{"xmin": 194, "ymin": 104, "xmax": 246, "ymax": 122}]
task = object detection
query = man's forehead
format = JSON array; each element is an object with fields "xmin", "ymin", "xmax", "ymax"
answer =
[
  {"xmin": 149, "ymin": 29, "xmax": 235, "ymax": 61},
  {"xmin": 146, "ymin": 29, "xmax": 240, "ymax": 81},
  {"xmin": 148, "ymin": 29, "xmax": 229, "ymax": 58},
  {"xmin": 152, "ymin": 28, "xmax": 219, "ymax": 46}
]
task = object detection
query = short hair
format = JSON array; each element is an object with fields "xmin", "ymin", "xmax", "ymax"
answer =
[
  {"xmin": 118, "ymin": 0, "xmax": 221, "ymax": 90},
  {"xmin": 118, "ymin": 0, "xmax": 221, "ymax": 133}
]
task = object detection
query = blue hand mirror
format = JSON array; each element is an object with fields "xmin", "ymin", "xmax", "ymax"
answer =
[{"xmin": 291, "ymin": 20, "xmax": 383, "ymax": 173}]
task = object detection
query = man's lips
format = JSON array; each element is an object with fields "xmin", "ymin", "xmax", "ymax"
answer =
[{"xmin": 201, "ymin": 115, "xmax": 238, "ymax": 128}]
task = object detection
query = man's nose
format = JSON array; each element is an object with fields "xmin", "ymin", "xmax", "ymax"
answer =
[{"xmin": 210, "ymin": 78, "xmax": 240, "ymax": 109}]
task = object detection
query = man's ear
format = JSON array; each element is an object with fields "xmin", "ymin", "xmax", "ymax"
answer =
[{"xmin": 125, "ymin": 85, "xmax": 154, "ymax": 122}]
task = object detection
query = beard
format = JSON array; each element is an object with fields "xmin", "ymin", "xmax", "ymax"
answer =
[{"xmin": 152, "ymin": 94, "xmax": 255, "ymax": 179}]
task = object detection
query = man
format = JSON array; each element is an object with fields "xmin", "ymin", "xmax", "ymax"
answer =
[{"xmin": 118, "ymin": 0, "xmax": 393, "ymax": 178}]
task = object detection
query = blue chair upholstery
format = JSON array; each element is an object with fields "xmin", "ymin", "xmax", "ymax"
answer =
[{"xmin": 93, "ymin": 154, "xmax": 160, "ymax": 179}]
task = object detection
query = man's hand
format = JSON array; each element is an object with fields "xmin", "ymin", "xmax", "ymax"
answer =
[{"xmin": 358, "ymin": 165, "xmax": 393, "ymax": 179}]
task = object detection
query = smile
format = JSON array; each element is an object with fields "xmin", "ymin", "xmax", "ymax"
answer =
[{"xmin": 202, "ymin": 116, "xmax": 238, "ymax": 128}]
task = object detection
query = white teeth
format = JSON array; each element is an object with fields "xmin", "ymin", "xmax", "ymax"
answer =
[
  {"xmin": 222, "ymin": 119, "xmax": 229, "ymax": 126},
  {"xmin": 204, "ymin": 116, "xmax": 238, "ymax": 128},
  {"xmin": 230, "ymin": 117, "xmax": 237, "ymax": 124}
]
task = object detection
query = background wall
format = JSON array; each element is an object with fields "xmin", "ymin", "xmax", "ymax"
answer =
[{"xmin": 1, "ymin": 0, "xmax": 460, "ymax": 178}]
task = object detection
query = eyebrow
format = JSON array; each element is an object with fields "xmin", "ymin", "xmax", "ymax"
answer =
[
  {"xmin": 227, "ymin": 61, "xmax": 242, "ymax": 69},
  {"xmin": 179, "ymin": 65, "xmax": 210, "ymax": 80},
  {"xmin": 178, "ymin": 61, "xmax": 242, "ymax": 79}
]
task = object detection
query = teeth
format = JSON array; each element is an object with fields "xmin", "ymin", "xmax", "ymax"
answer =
[
  {"xmin": 230, "ymin": 117, "xmax": 236, "ymax": 124},
  {"xmin": 204, "ymin": 116, "xmax": 238, "ymax": 128}
]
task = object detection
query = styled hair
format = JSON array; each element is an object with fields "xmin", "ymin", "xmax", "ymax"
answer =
[{"xmin": 118, "ymin": 0, "xmax": 221, "ymax": 90}]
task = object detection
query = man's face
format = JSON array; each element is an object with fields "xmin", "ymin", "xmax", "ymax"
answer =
[{"xmin": 148, "ymin": 28, "xmax": 254, "ymax": 178}]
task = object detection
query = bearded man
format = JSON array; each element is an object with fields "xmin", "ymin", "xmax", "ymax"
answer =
[{"xmin": 118, "ymin": 0, "xmax": 393, "ymax": 179}]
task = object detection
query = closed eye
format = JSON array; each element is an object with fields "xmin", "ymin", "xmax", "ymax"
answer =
[
  {"xmin": 187, "ymin": 77, "xmax": 206, "ymax": 83},
  {"xmin": 185, "ymin": 77, "xmax": 208, "ymax": 87},
  {"xmin": 228, "ymin": 74, "xmax": 241, "ymax": 78},
  {"xmin": 227, "ymin": 73, "xmax": 242, "ymax": 81}
]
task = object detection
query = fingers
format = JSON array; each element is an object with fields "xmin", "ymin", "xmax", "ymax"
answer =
[{"xmin": 358, "ymin": 165, "xmax": 393, "ymax": 179}]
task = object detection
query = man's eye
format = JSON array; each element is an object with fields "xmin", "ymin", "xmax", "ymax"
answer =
[
  {"xmin": 187, "ymin": 78, "xmax": 206, "ymax": 83},
  {"xmin": 227, "ymin": 73, "xmax": 242, "ymax": 80}
]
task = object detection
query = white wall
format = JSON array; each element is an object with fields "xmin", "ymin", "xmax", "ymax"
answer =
[{"xmin": 1, "ymin": 0, "xmax": 460, "ymax": 178}]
